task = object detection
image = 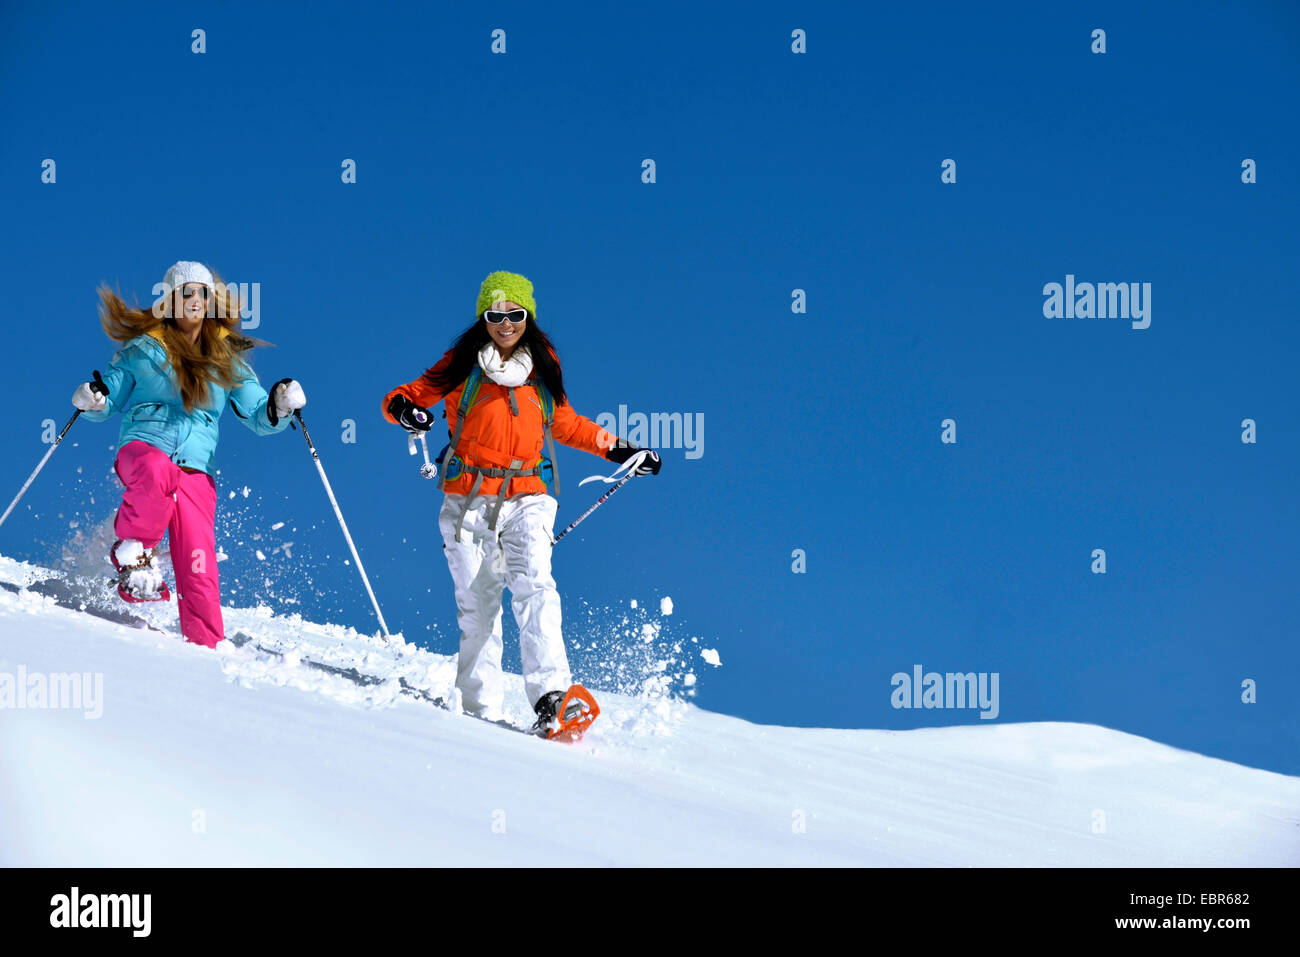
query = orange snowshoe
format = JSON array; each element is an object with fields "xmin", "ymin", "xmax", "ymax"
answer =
[{"xmin": 532, "ymin": 684, "xmax": 601, "ymax": 742}]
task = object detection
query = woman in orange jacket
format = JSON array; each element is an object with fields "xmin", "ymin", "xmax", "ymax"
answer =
[{"xmin": 382, "ymin": 270, "xmax": 660, "ymax": 731}]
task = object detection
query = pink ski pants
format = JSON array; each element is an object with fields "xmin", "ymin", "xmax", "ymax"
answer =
[{"xmin": 113, "ymin": 440, "xmax": 223, "ymax": 648}]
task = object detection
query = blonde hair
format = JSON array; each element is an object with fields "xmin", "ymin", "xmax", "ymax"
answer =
[{"xmin": 97, "ymin": 269, "xmax": 268, "ymax": 413}]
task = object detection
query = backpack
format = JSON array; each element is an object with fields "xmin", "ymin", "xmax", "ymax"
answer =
[{"xmin": 435, "ymin": 367, "xmax": 560, "ymax": 496}]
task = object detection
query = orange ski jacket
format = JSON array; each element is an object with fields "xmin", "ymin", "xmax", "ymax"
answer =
[{"xmin": 382, "ymin": 349, "xmax": 616, "ymax": 499}]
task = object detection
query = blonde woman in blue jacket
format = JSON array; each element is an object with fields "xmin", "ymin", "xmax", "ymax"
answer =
[{"xmin": 71, "ymin": 261, "xmax": 306, "ymax": 647}]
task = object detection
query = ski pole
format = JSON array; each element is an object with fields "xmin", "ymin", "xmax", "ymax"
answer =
[
  {"xmin": 0, "ymin": 371, "xmax": 108, "ymax": 530},
  {"xmin": 407, "ymin": 431, "xmax": 437, "ymax": 479},
  {"xmin": 551, "ymin": 471, "xmax": 637, "ymax": 546},
  {"xmin": 551, "ymin": 450, "xmax": 651, "ymax": 547},
  {"xmin": 293, "ymin": 410, "xmax": 391, "ymax": 639}
]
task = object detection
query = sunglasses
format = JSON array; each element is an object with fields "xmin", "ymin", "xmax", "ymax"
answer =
[
  {"xmin": 181, "ymin": 284, "xmax": 210, "ymax": 301},
  {"xmin": 483, "ymin": 309, "xmax": 527, "ymax": 325}
]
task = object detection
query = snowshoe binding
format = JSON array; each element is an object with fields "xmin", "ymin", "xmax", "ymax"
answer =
[
  {"xmin": 110, "ymin": 538, "xmax": 171, "ymax": 604},
  {"xmin": 530, "ymin": 684, "xmax": 600, "ymax": 742}
]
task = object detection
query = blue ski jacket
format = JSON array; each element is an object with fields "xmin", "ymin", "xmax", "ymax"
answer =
[{"xmin": 82, "ymin": 330, "xmax": 292, "ymax": 474}]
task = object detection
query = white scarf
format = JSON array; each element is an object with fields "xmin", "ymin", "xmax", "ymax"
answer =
[{"xmin": 477, "ymin": 341, "xmax": 533, "ymax": 386}]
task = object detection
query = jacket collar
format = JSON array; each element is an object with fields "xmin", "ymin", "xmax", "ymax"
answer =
[{"xmin": 144, "ymin": 323, "xmax": 231, "ymax": 355}]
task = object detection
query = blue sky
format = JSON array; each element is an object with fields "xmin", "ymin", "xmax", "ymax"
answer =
[{"xmin": 1, "ymin": 1, "xmax": 1297, "ymax": 773}]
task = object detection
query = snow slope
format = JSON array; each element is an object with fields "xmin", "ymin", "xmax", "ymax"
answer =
[{"xmin": 1, "ymin": 555, "xmax": 1297, "ymax": 867}]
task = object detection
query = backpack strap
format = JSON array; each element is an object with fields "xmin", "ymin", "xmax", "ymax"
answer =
[
  {"xmin": 452, "ymin": 459, "xmax": 545, "ymax": 539},
  {"xmin": 436, "ymin": 367, "xmax": 484, "ymax": 492},
  {"xmin": 527, "ymin": 376, "xmax": 561, "ymax": 496}
]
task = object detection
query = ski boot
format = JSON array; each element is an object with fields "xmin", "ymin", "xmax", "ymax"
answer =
[
  {"xmin": 530, "ymin": 685, "xmax": 601, "ymax": 742},
  {"xmin": 110, "ymin": 538, "xmax": 171, "ymax": 603}
]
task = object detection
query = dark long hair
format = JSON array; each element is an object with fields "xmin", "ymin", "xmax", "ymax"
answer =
[{"xmin": 425, "ymin": 315, "xmax": 567, "ymax": 405}]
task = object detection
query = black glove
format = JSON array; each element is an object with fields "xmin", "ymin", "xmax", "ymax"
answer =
[
  {"xmin": 388, "ymin": 394, "xmax": 433, "ymax": 434},
  {"xmin": 606, "ymin": 441, "xmax": 661, "ymax": 476},
  {"xmin": 268, "ymin": 378, "xmax": 306, "ymax": 426}
]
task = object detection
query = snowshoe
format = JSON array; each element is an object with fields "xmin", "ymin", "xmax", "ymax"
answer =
[
  {"xmin": 530, "ymin": 684, "xmax": 600, "ymax": 742},
  {"xmin": 110, "ymin": 538, "xmax": 171, "ymax": 604}
]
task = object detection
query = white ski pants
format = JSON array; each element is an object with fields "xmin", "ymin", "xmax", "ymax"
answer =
[{"xmin": 438, "ymin": 492, "xmax": 571, "ymax": 715}]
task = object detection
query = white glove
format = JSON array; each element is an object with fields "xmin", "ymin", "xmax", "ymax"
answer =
[
  {"xmin": 71, "ymin": 382, "xmax": 107, "ymax": 412},
  {"xmin": 273, "ymin": 379, "xmax": 306, "ymax": 417}
]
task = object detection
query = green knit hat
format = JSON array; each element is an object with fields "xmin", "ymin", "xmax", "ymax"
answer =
[{"xmin": 476, "ymin": 270, "xmax": 538, "ymax": 320}]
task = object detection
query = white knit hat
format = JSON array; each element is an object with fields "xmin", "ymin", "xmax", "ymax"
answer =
[
  {"xmin": 163, "ymin": 260, "xmax": 214, "ymax": 291},
  {"xmin": 154, "ymin": 261, "xmax": 215, "ymax": 316}
]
